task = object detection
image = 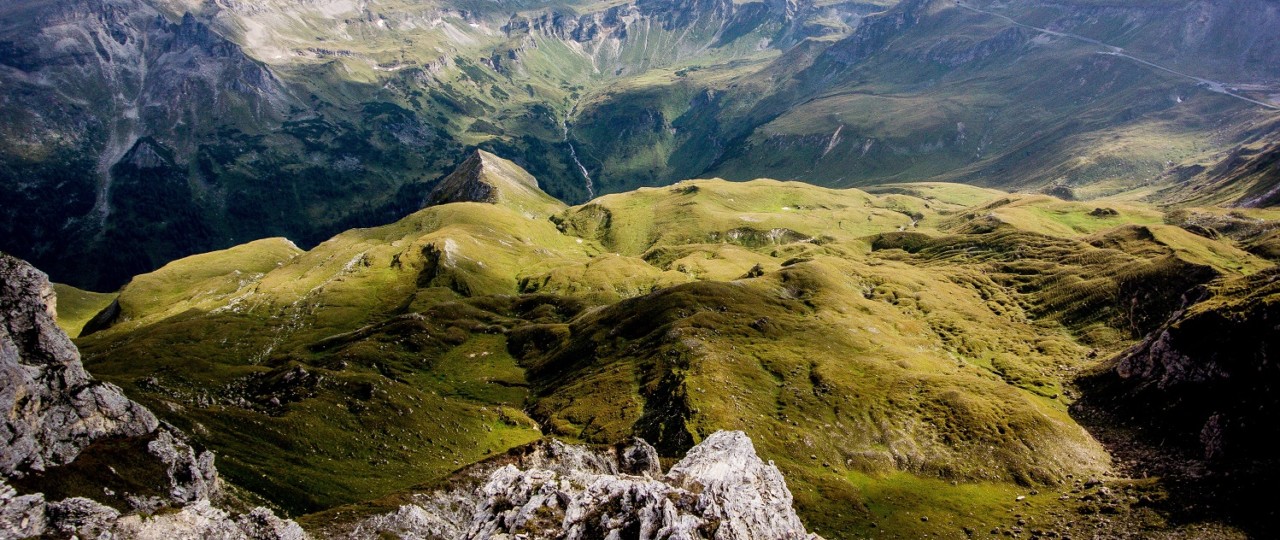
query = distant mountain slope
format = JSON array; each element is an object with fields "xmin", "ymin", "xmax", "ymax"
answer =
[{"xmin": 1, "ymin": 0, "xmax": 1276, "ymax": 291}]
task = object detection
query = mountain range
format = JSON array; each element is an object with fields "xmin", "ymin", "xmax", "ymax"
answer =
[
  {"xmin": 6, "ymin": 150, "xmax": 1266, "ymax": 538},
  {"xmin": 2, "ymin": 0, "xmax": 1278, "ymax": 290}
]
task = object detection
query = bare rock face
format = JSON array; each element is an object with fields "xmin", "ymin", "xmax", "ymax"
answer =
[
  {"xmin": 0, "ymin": 481, "xmax": 46, "ymax": 539},
  {"xmin": 1106, "ymin": 268, "xmax": 1280, "ymax": 463},
  {"xmin": 427, "ymin": 150, "xmax": 502, "ymax": 206},
  {"xmin": 0, "ymin": 253, "xmax": 306, "ymax": 539},
  {"xmin": 344, "ymin": 431, "xmax": 821, "ymax": 540},
  {"xmin": 0, "ymin": 253, "xmax": 159, "ymax": 476}
]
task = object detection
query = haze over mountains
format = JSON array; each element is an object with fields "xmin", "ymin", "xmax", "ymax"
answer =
[{"xmin": 2, "ymin": 0, "xmax": 1278, "ymax": 289}]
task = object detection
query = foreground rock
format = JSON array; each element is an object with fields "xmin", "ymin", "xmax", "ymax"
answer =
[
  {"xmin": 1, "ymin": 254, "xmax": 157, "ymax": 476},
  {"xmin": 0, "ymin": 253, "xmax": 306, "ymax": 539},
  {"xmin": 340, "ymin": 431, "xmax": 822, "ymax": 539}
]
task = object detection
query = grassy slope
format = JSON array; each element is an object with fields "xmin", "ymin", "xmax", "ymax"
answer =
[
  {"xmin": 51, "ymin": 284, "xmax": 117, "ymax": 338},
  {"xmin": 76, "ymin": 162, "xmax": 1275, "ymax": 536}
]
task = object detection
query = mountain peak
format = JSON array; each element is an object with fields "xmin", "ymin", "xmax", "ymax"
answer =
[{"xmin": 426, "ymin": 150, "xmax": 566, "ymax": 218}]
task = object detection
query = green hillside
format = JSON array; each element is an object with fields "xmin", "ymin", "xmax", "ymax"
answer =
[
  {"xmin": 50, "ymin": 284, "xmax": 117, "ymax": 338},
  {"xmin": 73, "ymin": 154, "xmax": 1277, "ymax": 537}
]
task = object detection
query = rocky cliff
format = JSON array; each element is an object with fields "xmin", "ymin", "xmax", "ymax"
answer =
[
  {"xmin": 334, "ymin": 431, "xmax": 822, "ymax": 539},
  {"xmin": 1067, "ymin": 266, "xmax": 1280, "ymax": 535},
  {"xmin": 1100, "ymin": 268, "xmax": 1280, "ymax": 465},
  {"xmin": 0, "ymin": 252, "xmax": 305, "ymax": 539},
  {"xmin": 0, "ymin": 253, "xmax": 158, "ymax": 476}
]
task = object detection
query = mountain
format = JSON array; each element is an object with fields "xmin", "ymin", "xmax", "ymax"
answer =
[
  {"xmin": 58, "ymin": 153, "xmax": 1279, "ymax": 538},
  {"xmin": 2, "ymin": 0, "xmax": 1277, "ymax": 291}
]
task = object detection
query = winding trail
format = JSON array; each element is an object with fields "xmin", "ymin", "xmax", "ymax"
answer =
[{"xmin": 955, "ymin": 2, "xmax": 1279, "ymax": 111}]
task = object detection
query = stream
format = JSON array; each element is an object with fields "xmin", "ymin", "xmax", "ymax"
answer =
[{"xmin": 563, "ymin": 103, "xmax": 596, "ymax": 200}]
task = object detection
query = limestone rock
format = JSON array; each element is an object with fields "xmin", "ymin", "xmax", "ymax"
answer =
[
  {"xmin": 0, "ymin": 253, "xmax": 158, "ymax": 477},
  {"xmin": 0, "ymin": 481, "xmax": 46, "ymax": 539},
  {"xmin": 0, "ymin": 253, "xmax": 307, "ymax": 539},
  {"xmin": 148, "ymin": 429, "xmax": 220, "ymax": 505},
  {"xmin": 0, "ymin": 483, "xmax": 308, "ymax": 540},
  {"xmin": 343, "ymin": 431, "xmax": 821, "ymax": 539}
]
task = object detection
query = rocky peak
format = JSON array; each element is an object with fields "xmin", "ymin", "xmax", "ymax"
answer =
[
  {"xmin": 426, "ymin": 150, "xmax": 567, "ymax": 218},
  {"xmin": 337, "ymin": 431, "xmax": 822, "ymax": 539},
  {"xmin": 119, "ymin": 138, "xmax": 175, "ymax": 170},
  {"xmin": 664, "ymin": 431, "xmax": 814, "ymax": 539}
]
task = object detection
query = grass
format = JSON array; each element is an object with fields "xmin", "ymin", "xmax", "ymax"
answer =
[
  {"xmin": 73, "ymin": 163, "xmax": 1274, "ymax": 536},
  {"xmin": 51, "ymin": 283, "xmax": 116, "ymax": 337}
]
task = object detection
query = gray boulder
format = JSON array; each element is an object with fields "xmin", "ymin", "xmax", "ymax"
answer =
[
  {"xmin": 344, "ymin": 431, "xmax": 821, "ymax": 540},
  {"xmin": 0, "ymin": 253, "xmax": 307, "ymax": 540}
]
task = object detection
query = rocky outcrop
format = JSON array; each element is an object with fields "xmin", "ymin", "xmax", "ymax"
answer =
[
  {"xmin": 1, "ymin": 481, "xmax": 307, "ymax": 540},
  {"xmin": 340, "ymin": 431, "xmax": 822, "ymax": 539},
  {"xmin": 0, "ymin": 253, "xmax": 306, "ymax": 539},
  {"xmin": 1105, "ymin": 268, "xmax": 1280, "ymax": 463},
  {"xmin": 426, "ymin": 150, "xmax": 567, "ymax": 218},
  {"xmin": 427, "ymin": 151, "xmax": 505, "ymax": 206},
  {"xmin": 0, "ymin": 253, "xmax": 158, "ymax": 476}
]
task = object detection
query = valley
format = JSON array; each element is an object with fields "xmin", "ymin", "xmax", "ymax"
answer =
[{"xmin": 3, "ymin": 0, "xmax": 1278, "ymax": 290}]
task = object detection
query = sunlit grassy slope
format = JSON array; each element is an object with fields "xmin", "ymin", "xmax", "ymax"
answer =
[
  {"xmin": 51, "ymin": 284, "xmax": 117, "ymax": 338},
  {"xmin": 75, "ymin": 154, "xmax": 1274, "ymax": 537}
]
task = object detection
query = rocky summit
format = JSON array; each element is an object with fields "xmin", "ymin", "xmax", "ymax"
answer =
[{"xmin": 329, "ymin": 431, "xmax": 820, "ymax": 540}]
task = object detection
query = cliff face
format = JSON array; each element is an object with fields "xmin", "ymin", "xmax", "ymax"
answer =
[
  {"xmin": 1105, "ymin": 268, "xmax": 1280, "ymax": 464},
  {"xmin": 0, "ymin": 252, "xmax": 305, "ymax": 539},
  {"xmin": 0, "ymin": 253, "xmax": 158, "ymax": 476},
  {"xmin": 335, "ymin": 431, "xmax": 822, "ymax": 539}
]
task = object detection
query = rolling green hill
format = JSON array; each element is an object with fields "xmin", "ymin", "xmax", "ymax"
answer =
[{"xmin": 72, "ymin": 153, "xmax": 1279, "ymax": 537}]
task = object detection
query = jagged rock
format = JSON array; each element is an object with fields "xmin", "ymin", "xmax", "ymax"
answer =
[
  {"xmin": 0, "ymin": 253, "xmax": 307, "ymax": 539},
  {"xmin": 44, "ymin": 496, "xmax": 122, "ymax": 538},
  {"xmin": 0, "ymin": 486, "xmax": 308, "ymax": 540},
  {"xmin": 342, "ymin": 431, "xmax": 821, "ymax": 539},
  {"xmin": 149, "ymin": 429, "xmax": 220, "ymax": 505},
  {"xmin": 664, "ymin": 431, "xmax": 815, "ymax": 539},
  {"xmin": 0, "ymin": 253, "xmax": 159, "ymax": 477}
]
